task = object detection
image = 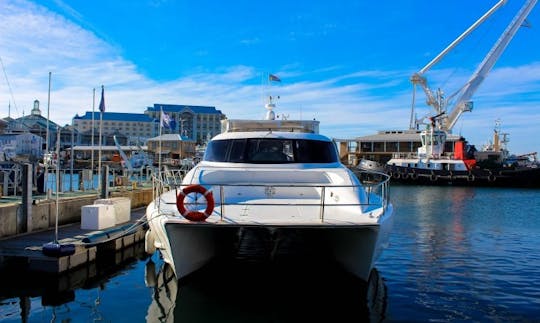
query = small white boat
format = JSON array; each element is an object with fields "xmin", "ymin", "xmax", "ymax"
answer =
[
  {"xmin": 357, "ymin": 158, "xmax": 385, "ymax": 172},
  {"xmin": 145, "ymin": 96, "xmax": 393, "ymax": 283}
]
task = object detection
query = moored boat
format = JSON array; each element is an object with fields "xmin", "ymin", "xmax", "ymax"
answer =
[
  {"xmin": 144, "ymin": 94, "xmax": 394, "ymax": 283},
  {"xmin": 385, "ymin": 121, "xmax": 540, "ymax": 187}
]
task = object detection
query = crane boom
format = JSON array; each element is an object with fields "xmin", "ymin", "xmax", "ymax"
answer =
[
  {"xmin": 409, "ymin": 0, "xmax": 507, "ymax": 129},
  {"xmin": 410, "ymin": 0, "xmax": 537, "ymax": 132},
  {"xmin": 442, "ymin": 0, "xmax": 537, "ymax": 131},
  {"xmin": 418, "ymin": 0, "xmax": 507, "ymax": 75}
]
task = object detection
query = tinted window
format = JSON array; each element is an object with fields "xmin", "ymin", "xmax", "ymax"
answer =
[
  {"xmin": 247, "ymin": 139, "xmax": 292, "ymax": 163},
  {"xmin": 295, "ymin": 139, "xmax": 338, "ymax": 163},
  {"xmin": 204, "ymin": 140, "xmax": 230, "ymax": 162},
  {"xmin": 203, "ymin": 138, "xmax": 337, "ymax": 163},
  {"xmin": 229, "ymin": 139, "xmax": 246, "ymax": 162}
]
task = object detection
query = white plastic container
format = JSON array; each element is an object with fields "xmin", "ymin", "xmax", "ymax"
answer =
[{"xmin": 81, "ymin": 204, "xmax": 115, "ymax": 230}]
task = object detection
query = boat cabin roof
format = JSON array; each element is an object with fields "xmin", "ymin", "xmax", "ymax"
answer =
[
  {"xmin": 212, "ymin": 130, "xmax": 331, "ymax": 142},
  {"xmin": 221, "ymin": 119, "xmax": 320, "ymax": 134}
]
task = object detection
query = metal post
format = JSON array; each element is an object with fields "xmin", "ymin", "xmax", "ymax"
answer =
[
  {"xmin": 98, "ymin": 86, "xmax": 104, "ymax": 194},
  {"xmin": 220, "ymin": 185, "xmax": 224, "ymax": 221},
  {"xmin": 100, "ymin": 165, "xmax": 109, "ymax": 199},
  {"xmin": 20, "ymin": 163, "xmax": 32, "ymax": 233},
  {"xmin": 319, "ymin": 186, "xmax": 326, "ymax": 222},
  {"xmin": 13, "ymin": 170, "xmax": 18, "ymax": 197},
  {"xmin": 70, "ymin": 125, "xmax": 74, "ymax": 191},
  {"xmin": 59, "ymin": 170, "xmax": 64, "ymax": 193},
  {"xmin": 3, "ymin": 173, "xmax": 8, "ymax": 196},
  {"xmin": 91, "ymin": 88, "xmax": 95, "ymax": 190},
  {"xmin": 44, "ymin": 72, "xmax": 51, "ymax": 200}
]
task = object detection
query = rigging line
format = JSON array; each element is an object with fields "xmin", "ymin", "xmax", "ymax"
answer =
[{"xmin": 0, "ymin": 55, "xmax": 19, "ymax": 115}]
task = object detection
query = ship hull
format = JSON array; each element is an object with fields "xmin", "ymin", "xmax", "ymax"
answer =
[{"xmin": 386, "ymin": 165, "xmax": 540, "ymax": 187}]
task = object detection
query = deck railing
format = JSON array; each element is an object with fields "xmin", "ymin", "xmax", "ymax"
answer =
[
  {"xmin": 151, "ymin": 168, "xmax": 391, "ymax": 221},
  {"xmin": 390, "ymin": 152, "xmax": 456, "ymax": 160}
]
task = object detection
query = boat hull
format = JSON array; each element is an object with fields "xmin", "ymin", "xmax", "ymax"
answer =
[
  {"xmin": 386, "ymin": 165, "xmax": 540, "ymax": 187},
  {"xmin": 160, "ymin": 222, "xmax": 391, "ymax": 282}
]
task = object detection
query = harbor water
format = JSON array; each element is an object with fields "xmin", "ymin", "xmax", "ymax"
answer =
[{"xmin": 1, "ymin": 185, "xmax": 539, "ymax": 322}]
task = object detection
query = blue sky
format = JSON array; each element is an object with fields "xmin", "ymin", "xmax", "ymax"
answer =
[{"xmin": 1, "ymin": 0, "xmax": 539, "ymax": 154}]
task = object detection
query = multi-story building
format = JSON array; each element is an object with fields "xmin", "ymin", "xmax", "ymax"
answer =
[
  {"xmin": 73, "ymin": 105, "xmax": 226, "ymax": 146},
  {"xmin": 2, "ymin": 101, "xmax": 226, "ymax": 163},
  {"xmin": 72, "ymin": 112, "xmax": 156, "ymax": 146},
  {"xmin": 144, "ymin": 104, "xmax": 225, "ymax": 144}
]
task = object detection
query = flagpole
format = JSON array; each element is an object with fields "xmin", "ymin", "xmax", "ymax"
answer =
[
  {"xmin": 44, "ymin": 72, "xmax": 51, "ymax": 196},
  {"xmin": 98, "ymin": 85, "xmax": 104, "ymax": 193},
  {"xmin": 261, "ymin": 73, "xmax": 265, "ymax": 112},
  {"xmin": 158, "ymin": 106, "xmax": 163, "ymax": 170},
  {"xmin": 91, "ymin": 88, "xmax": 95, "ymax": 189},
  {"xmin": 54, "ymin": 126, "xmax": 61, "ymax": 243}
]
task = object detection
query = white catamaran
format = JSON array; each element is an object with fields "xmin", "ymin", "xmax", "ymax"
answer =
[{"xmin": 144, "ymin": 94, "xmax": 394, "ymax": 284}]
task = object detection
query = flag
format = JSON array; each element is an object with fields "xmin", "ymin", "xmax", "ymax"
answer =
[
  {"xmin": 161, "ymin": 110, "xmax": 171, "ymax": 129},
  {"xmin": 269, "ymin": 74, "xmax": 281, "ymax": 82},
  {"xmin": 99, "ymin": 85, "xmax": 105, "ymax": 113}
]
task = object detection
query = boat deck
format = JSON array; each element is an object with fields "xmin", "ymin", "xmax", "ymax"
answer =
[{"xmin": 151, "ymin": 194, "xmax": 388, "ymax": 227}]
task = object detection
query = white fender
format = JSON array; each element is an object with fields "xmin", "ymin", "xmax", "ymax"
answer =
[{"xmin": 145, "ymin": 229, "xmax": 156, "ymax": 255}]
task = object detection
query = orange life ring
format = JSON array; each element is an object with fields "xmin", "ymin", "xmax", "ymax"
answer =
[{"xmin": 176, "ymin": 184, "xmax": 214, "ymax": 221}]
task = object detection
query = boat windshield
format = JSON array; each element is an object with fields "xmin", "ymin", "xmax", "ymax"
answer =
[{"xmin": 204, "ymin": 138, "xmax": 338, "ymax": 163}]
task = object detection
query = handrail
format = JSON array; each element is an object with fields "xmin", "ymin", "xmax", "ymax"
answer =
[
  {"xmin": 391, "ymin": 152, "xmax": 456, "ymax": 159},
  {"xmin": 151, "ymin": 169, "xmax": 391, "ymax": 220}
]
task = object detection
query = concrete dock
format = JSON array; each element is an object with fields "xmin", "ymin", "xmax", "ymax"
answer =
[
  {"xmin": 0, "ymin": 184, "xmax": 154, "ymax": 274},
  {"xmin": 0, "ymin": 207, "xmax": 148, "ymax": 273}
]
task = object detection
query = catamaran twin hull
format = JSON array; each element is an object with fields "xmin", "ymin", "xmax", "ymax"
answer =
[
  {"xmin": 165, "ymin": 224, "xmax": 387, "ymax": 281},
  {"xmin": 145, "ymin": 181, "xmax": 393, "ymax": 283}
]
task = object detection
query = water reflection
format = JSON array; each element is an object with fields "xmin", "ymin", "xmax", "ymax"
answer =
[
  {"xmin": 145, "ymin": 258, "xmax": 388, "ymax": 322},
  {"xmin": 378, "ymin": 186, "xmax": 540, "ymax": 321},
  {"xmin": 2, "ymin": 187, "xmax": 540, "ymax": 322},
  {"xmin": 145, "ymin": 260, "xmax": 177, "ymax": 322},
  {"xmin": 0, "ymin": 242, "xmax": 149, "ymax": 322}
]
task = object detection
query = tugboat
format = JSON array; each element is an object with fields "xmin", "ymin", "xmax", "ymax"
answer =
[{"xmin": 386, "ymin": 118, "xmax": 540, "ymax": 187}]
